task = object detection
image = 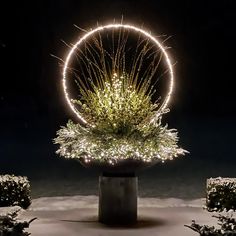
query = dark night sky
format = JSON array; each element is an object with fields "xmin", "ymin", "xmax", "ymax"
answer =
[
  {"xmin": 0, "ymin": 0, "xmax": 235, "ymax": 189},
  {"xmin": 1, "ymin": 0, "xmax": 235, "ymax": 119}
]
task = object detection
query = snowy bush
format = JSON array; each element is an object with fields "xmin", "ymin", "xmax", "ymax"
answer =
[
  {"xmin": 0, "ymin": 175, "xmax": 31, "ymax": 209},
  {"xmin": 185, "ymin": 214, "xmax": 236, "ymax": 235},
  {"xmin": 0, "ymin": 208, "xmax": 36, "ymax": 236},
  {"xmin": 206, "ymin": 177, "xmax": 236, "ymax": 212}
]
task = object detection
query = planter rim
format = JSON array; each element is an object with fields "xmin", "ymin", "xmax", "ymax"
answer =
[{"xmin": 78, "ymin": 158, "xmax": 160, "ymax": 173}]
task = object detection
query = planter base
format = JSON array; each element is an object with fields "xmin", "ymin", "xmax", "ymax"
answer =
[{"xmin": 98, "ymin": 173, "xmax": 138, "ymax": 225}]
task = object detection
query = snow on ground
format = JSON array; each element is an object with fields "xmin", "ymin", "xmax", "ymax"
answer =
[
  {"xmin": 0, "ymin": 206, "xmax": 21, "ymax": 216},
  {"xmin": 10, "ymin": 195, "xmax": 219, "ymax": 236},
  {"xmin": 29, "ymin": 195, "xmax": 205, "ymax": 211}
]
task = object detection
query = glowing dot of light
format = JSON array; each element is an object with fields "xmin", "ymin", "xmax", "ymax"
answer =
[{"xmin": 62, "ymin": 24, "xmax": 174, "ymax": 125}]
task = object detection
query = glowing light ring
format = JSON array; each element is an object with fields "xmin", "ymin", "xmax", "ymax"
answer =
[{"xmin": 63, "ymin": 24, "xmax": 174, "ymax": 125}]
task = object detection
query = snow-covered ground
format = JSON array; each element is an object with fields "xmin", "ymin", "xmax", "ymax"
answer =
[
  {"xmin": 29, "ymin": 195, "xmax": 205, "ymax": 210},
  {"xmin": 9, "ymin": 195, "xmax": 219, "ymax": 236}
]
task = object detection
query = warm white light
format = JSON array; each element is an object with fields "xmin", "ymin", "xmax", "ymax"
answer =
[{"xmin": 62, "ymin": 24, "xmax": 174, "ymax": 125}]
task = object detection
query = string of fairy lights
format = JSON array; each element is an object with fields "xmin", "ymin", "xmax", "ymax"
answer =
[
  {"xmin": 62, "ymin": 24, "xmax": 174, "ymax": 126},
  {"xmin": 55, "ymin": 120, "xmax": 186, "ymax": 165}
]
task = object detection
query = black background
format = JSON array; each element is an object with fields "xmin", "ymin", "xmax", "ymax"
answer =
[{"xmin": 0, "ymin": 0, "xmax": 235, "ymax": 198}]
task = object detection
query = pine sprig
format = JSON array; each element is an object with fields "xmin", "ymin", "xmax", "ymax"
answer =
[{"xmin": 54, "ymin": 114, "xmax": 187, "ymax": 165}]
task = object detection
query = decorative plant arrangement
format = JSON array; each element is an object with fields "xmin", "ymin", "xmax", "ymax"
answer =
[
  {"xmin": 54, "ymin": 23, "xmax": 187, "ymax": 168},
  {"xmin": 0, "ymin": 175, "xmax": 31, "ymax": 209},
  {"xmin": 53, "ymin": 23, "xmax": 189, "ymax": 224},
  {"xmin": 0, "ymin": 209, "xmax": 36, "ymax": 236}
]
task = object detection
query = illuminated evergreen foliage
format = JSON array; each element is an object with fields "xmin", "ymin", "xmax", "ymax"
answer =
[{"xmin": 54, "ymin": 24, "xmax": 187, "ymax": 165}]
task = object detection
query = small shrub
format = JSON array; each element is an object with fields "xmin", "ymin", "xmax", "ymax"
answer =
[
  {"xmin": 0, "ymin": 208, "xmax": 36, "ymax": 236},
  {"xmin": 185, "ymin": 214, "xmax": 236, "ymax": 235},
  {"xmin": 206, "ymin": 177, "xmax": 236, "ymax": 212},
  {"xmin": 0, "ymin": 175, "xmax": 31, "ymax": 209}
]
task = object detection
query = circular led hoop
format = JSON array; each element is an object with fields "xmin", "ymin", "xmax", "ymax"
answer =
[{"xmin": 63, "ymin": 24, "xmax": 174, "ymax": 125}]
